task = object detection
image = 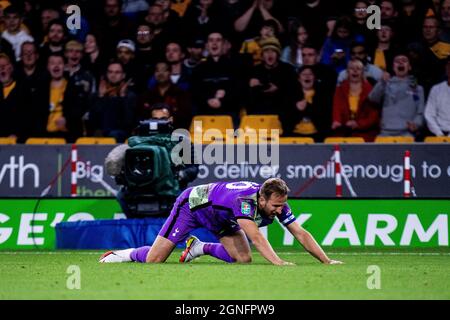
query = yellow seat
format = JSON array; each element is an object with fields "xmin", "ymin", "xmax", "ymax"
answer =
[
  {"xmin": 324, "ymin": 137, "xmax": 365, "ymax": 144},
  {"xmin": 239, "ymin": 115, "xmax": 283, "ymax": 136},
  {"xmin": 424, "ymin": 136, "xmax": 450, "ymax": 143},
  {"xmin": 76, "ymin": 137, "xmax": 117, "ymax": 145},
  {"xmin": 25, "ymin": 137, "xmax": 67, "ymax": 145},
  {"xmin": 374, "ymin": 136, "xmax": 415, "ymax": 143},
  {"xmin": 0, "ymin": 137, "xmax": 17, "ymax": 144},
  {"xmin": 190, "ymin": 115, "xmax": 234, "ymax": 143},
  {"xmin": 235, "ymin": 115, "xmax": 282, "ymax": 144},
  {"xmin": 279, "ymin": 137, "xmax": 315, "ymax": 144}
]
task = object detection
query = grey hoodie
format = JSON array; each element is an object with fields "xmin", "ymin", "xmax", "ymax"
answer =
[{"xmin": 369, "ymin": 76, "xmax": 425, "ymax": 135}]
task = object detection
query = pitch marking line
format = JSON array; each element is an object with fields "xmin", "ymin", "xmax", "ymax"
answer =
[{"xmin": 1, "ymin": 251, "xmax": 450, "ymax": 256}]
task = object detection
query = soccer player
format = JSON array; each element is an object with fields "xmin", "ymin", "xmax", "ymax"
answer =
[{"xmin": 99, "ymin": 178, "xmax": 342, "ymax": 265}]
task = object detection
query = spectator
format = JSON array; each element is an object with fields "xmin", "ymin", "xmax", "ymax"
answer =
[
  {"xmin": 424, "ymin": 57, "xmax": 450, "ymax": 137},
  {"xmin": 116, "ymin": 39, "xmax": 138, "ymax": 91},
  {"xmin": 380, "ymin": 0, "xmax": 399, "ymax": 21},
  {"xmin": 15, "ymin": 41, "xmax": 48, "ymax": 141},
  {"xmin": 287, "ymin": 0, "xmax": 337, "ymax": 50},
  {"xmin": 369, "ymin": 53, "xmax": 425, "ymax": 138},
  {"xmin": 142, "ymin": 4, "xmax": 178, "ymax": 57},
  {"xmin": 0, "ymin": 53, "xmax": 21, "ymax": 137},
  {"xmin": 134, "ymin": 23, "xmax": 158, "ymax": 93},
  {"xmin": 92, "ymin": 0, "xmax": 135, "ymax": 58},
  {"xmin": 337, "ymin": 41, "xmax": 384, "ymax": 85},
  {"xmin": 16, "ymin": 41, "xmax": 42, "ymax": 80},
  {"xmin": 38, "ymin": 7, "xmax": 60, "ymax": 43},
  {"xmin": 440, "ymin": 0, "xmax": 450, "ymax": 43},
  {"xmin": 332, "ymin": 59, "xmax": 379, "ymax": 142},
  {"xmin": 281, "ymin": 65, "xmax": 332, "ymax": 142},
  {"xmin": 183, "ymin": 37, "xmax": 205, "ymax": 70},
  {"xmin": 396, "ymin": 0, "xmax": 427, "ymax": 47},
  {"xmin": 369, "ymin": 20, "xmax": 397, "ymax": 74},
  {"xmin": 155, "ymin": 0, "xmax": 182, "ymax": 27},
  {"xmin": 39, "ymin": 20, "xmax": 67, "ymax": 66},
  {"xmin": 351, "ymin": 0, "xmax": 377, "ymax": 50},
  {"xmin": 247, "ymin": 36, "xmax": 297, "ymax": 115},
  {"xmin": 301, "ymin": 43, "xmax": 337, "ymax": 107},
  {"xmin": 182, "ymin": 0, "xmax": 221, "ymax": 40},
  {"xmin": 139, "ymin": 61, "xmax": 192, "ymax": 129},
  {"xmin": 320, "ymin": 16, "xmax": 354, "ymax": 74},
  {"xmin": 280, "ymin": 20, "xmax": 309, "ymax": 70},
  {"xmin": 81, "ymin": 33, "xmax": 108, "ymax": 84},
  {"xmin": 191, "ymin": 31, "xmax": 243, "ymax": 121},
  {"xmin": 240, "ymin": 19, "xmax": 279, "ymax": 66},
  {"xmin": 121, "ymin": 0, "xmax": 150, "ymax": 19},
  {"xmin": 410, "ymin": 16, "xmax": 450, "ymax": 94},
  {"xmin": 422, "ymin": 16, "xmax": 450, "ymax": 60},
  {"xmin": 1, "ymin": 5, "xmax": 33, "ymax": 61},
  {"xmin": 148, "ymin": 41, "xmax": 191, "ymax": 91},
  {"xmin": 65, "ymin": 40, "xmax": 95, "ymax": 86},
  {"xmin": 44, "ymin": 54, "xmax": 69, "ymax": 139},
  {"xmin": 89, "ymin": 61, "xmax": 137, "ymax": 142},
  {"xmin": 234, "ymin": 0, "xmax": 284, "ymax": 42}
]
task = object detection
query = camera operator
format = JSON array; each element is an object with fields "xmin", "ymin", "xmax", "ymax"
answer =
[
  {"xmin": 144, "ymin": 103, "xmax": 198, "ymax": 190},
  {"xmin": 105, "ymin": 103, "xmax": 198, "ymax": 218}
]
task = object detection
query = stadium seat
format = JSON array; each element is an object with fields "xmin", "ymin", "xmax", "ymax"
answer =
[
  {"xmin": 0, "ymin": 137, "xmax": 17, "ymax": 144},
  {"xmin": 424, "ymin": 136, "xmax": 450, "ymax": 143},
  {"xmin": 25, "ymin": 138, "xmax": 67, "ymax": 144},
  {"xmin": 75, "ymin": 137, "xmax": 117, "ymax": 144},
  {"xmin": 324, "ymin": 137, "xmax": 365, "ymax": 144},
  {"xmin": 239, "ymin": 115, "xmax": 283, "ymax": 135},
  {"xmin": 190, "ymin": 115, "xmax": 234, "ymax": 143},
  {"xmin": 374, "ymin": 136, "xmax": 415, "ymax": 143},
  {"xmin": 279, "ymin": 137, "xmax": 315, "ymax": 144},
  {"xmin": 235, "ymin": 115, "xmax": 282, "ymax": 144}
]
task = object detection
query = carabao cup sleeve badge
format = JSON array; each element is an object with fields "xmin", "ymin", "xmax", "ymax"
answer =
[{"xmin": 241, "ymin": 201, "xmax": 251, "ymax": 215}]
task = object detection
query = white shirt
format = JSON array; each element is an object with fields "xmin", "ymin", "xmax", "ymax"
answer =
[
  {"xmin": 425, "ymin": 81, "xmax": 450, "ymax": 136},
  {"xmin": 1, "ymin": 30, "xmax": 34, "ymax": 61}
]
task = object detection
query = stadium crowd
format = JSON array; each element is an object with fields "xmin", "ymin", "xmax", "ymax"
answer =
[{"xmin": 0, "ymin": 0, "xmax": 450, "ymax": 143}]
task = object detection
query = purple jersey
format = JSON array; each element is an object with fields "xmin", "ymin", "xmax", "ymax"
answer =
[
  {"xmin": 189, "ymin": 181, "xmax": 296, "ymax": 228},
  {"xmin": 158, "ymin": 181, "xmax": 296, "ymax": 244}
]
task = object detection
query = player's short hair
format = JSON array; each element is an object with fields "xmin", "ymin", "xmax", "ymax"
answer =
[{"xmin": 260, "ymin": 178, "xmax": 290, "ymax": 199}]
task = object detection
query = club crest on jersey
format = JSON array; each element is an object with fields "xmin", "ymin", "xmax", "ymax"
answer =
[{"xmin": 241, "ymin": 202, "xmax": 251, "ymax": 215}]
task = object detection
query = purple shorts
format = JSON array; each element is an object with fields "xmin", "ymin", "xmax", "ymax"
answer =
[{"xmin": 158, "ymin": 188, "xmax": 241, "ymax": 244}]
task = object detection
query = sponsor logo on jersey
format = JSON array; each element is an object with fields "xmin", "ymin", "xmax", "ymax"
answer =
[{"xmin": 241, "ymin": 202, "xmax": 251, "ymax": 215}]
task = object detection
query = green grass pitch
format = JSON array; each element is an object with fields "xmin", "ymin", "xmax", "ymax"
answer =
[{"xmin": 1, "ymin": 249, "xmax": 449, "ymax": 300}]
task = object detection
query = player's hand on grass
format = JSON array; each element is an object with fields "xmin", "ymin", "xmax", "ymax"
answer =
[{"xmin": 325, "ymin": 259, "xmax": 343, "ymax": 265}]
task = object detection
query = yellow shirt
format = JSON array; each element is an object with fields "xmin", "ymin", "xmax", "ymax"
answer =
[
  {"xmin": 47, "ymin": 79, "xmax": 68, "ymax": 133},
  {"xmin": 3, "ymin": 81, "xmax": 16, "ymax": 99},
  {"xmin": 374, "ymin": 49, "xmax": 387, "ymax": 71},
  {"xmin": 171, "ymin": 0, "xmax": 191, "ymax": 17},
  {"xmin": 348, "ymin": 94, "xmax": 359, "ymax": 119},
  {"xmin": 430, "ymin": 41, "xmax": 450, "ymax": 60},
  {"xmin": 294, "ymin": 90, "xmax": 317, "ymax": 135},
  {"xmin": 240, "ymin": 39, "xmax": 262, "ymax": 65}
]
